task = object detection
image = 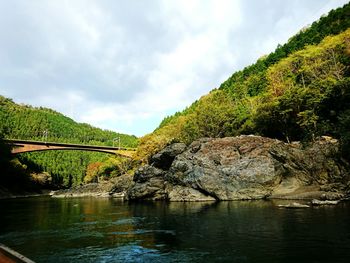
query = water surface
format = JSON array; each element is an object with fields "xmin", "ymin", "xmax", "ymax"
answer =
[{"xmin": 1, "ymin": 197, "xmax": 350, "ymax": 262}]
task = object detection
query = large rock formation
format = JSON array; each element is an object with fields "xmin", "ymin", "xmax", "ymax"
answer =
[{"xmin": 127, "ymin": 136, "xmax": 350, "ymax": 201}]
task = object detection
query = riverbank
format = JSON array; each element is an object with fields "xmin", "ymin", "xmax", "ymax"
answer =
[
  {"xmin": 0, "ymin": 172, "xmax": 133, "ymax": 200},
  {"xmin": 51, "ymin": 174, "xmax": 133, "ymax": 199},
  {"xmin": 0, "ymin": 187, "xmax": 53, "ymax": 200}
]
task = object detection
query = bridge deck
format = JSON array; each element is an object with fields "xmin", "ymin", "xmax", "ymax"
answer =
[
  {"xmin": 4, "ymin": 139, "xmax": 136, "ymax": 157},
  {"xmin": 4, "ymin": 139, "xmax": 135, "ymax": 151}
]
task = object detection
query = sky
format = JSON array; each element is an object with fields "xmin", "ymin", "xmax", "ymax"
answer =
[{"xmin": 0, "ymin": 0, "xmax": 348, "ymax": 137}]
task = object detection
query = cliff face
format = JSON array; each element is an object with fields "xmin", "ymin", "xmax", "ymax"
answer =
[{"xmin": 127, "ymin": 136, "xmax": 350, "ymax": 201}]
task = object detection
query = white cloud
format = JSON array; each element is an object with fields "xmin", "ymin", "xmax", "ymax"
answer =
[{"xmin": 0, "ymin": 0, "xmax": 348, "ymax": 136}]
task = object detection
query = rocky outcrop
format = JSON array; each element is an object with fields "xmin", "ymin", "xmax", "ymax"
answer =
[
  {"xmin": 277, "ymin": 202, "xmax": 310, "ymax": 208},
  {"xmin": 311, "ymin": 199, "xmax": 340, "ymax": 205},
  {"xmin": 53, "ymin": 174, "xmax": 133, "ymax": 198},
  {"xmin": 127, "ymin": 135, "xmax": 350, "ymax": 201}
]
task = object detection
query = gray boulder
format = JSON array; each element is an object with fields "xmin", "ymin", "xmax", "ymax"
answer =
[
  {"xmin": 128, "ymin": 135, "xmax": 349, "ymax": 201},
  {"xmin": 127, "ymin": 165, "xmax": 167, "ymax": 200},
  {"xmin": 150, "ymin": 143, "xmax": 187, "ymax": 170},
  {"xmin": 166, "ymin": 136, "xmax": 283, "ymax": 200}
]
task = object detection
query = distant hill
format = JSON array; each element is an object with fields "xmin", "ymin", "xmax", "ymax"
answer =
[
  {"xmin": 135, "ymin": 2, "xmax": 350, "ymax": 162},
  {"xmin": 0, "ymin": 96, "xmax": 138, "ymax": 187}
]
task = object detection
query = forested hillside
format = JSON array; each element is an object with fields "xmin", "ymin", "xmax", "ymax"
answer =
[
  {"xmin": 135, "ymin": 2, "xmax": 350, "ymax": 162},
  {"xmin": 0, "ymin": 96, "xmax": 138, "ymax": 187}
]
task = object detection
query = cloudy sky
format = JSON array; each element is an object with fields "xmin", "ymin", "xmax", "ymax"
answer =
[{"xmin": 0, "ymin": 0, "xmax": 348, "ymax": 136}]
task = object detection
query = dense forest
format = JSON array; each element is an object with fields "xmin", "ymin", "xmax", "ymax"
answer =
[
  {"xmin": 135, "ymin": 2, "xmax": 350, "ymax": 162},
  {"xmin": 0, "ymin": 96, "xmax": 138, "ymax": 187}
]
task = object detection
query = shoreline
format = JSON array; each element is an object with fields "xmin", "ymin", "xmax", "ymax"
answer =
[
  {"xmin": 0, "ymin": 189, "xmax": 346, "ymax": 203},
  {"xmin": 0, "ymin": 189, "xmax": 54, "ymax": 200},
  {"xmin": 0, "ymin": 192, "xmax": 346, "ymax": 209}
]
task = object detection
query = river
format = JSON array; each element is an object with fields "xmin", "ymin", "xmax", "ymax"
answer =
[{"xmin": 0, "ymin": 197, "xmax": 350, "ymax": 262}]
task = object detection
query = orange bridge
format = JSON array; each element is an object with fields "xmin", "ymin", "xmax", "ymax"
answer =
[{"xmin": 4, "ymin": 139, "xmax": 136, "ymax": 158}]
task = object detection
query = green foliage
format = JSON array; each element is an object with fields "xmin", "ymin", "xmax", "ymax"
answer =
[
  {"xmin": 181, "ymin": 90, "xmax": 239, "ymax": 142},
  {"xmin": 98, "ymin": 157, "xmax": 133, "ymax": 178},
  {"xmin": 219, "ymin": 2, "xmax": 350, "ymax": 95},
  {"xmin": 255, "ymin": 30, "xmax": 350, "ymax": 142},
  {"xmin": 84, "ymin": 162, "xmax": 103, "ymax": 183},
  {"xmin": 0, "ymin": 97, "xmax": 138, "ymax": 187},
  {"xmin": 84, "ymin": 157, "xmax": 133, "ymax": 183}
]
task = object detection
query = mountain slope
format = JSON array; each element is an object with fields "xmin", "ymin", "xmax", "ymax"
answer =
[
  {"xmin": 135, "ymin": 3, "xmax": 350, "ymax": 163},
  {"xmin": 0, "ymin": 96, "xmax": 138, "ymax": 187}
]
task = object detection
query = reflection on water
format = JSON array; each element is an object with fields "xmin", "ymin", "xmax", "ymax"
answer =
[{"xmin": 1, "ymin": 197, "xmax": 350, "ymax": 262}]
